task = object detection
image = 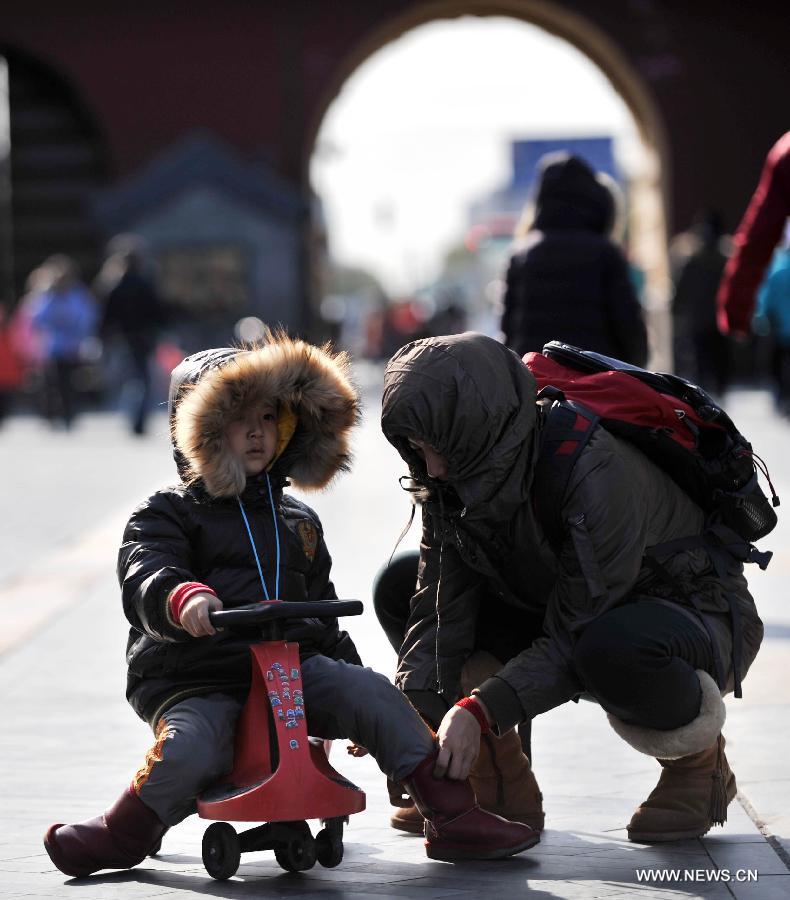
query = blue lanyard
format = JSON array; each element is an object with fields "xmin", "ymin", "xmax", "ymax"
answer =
[{"xmin": 237, "ymin": 473, "xmax": 281, "ymax": 601}]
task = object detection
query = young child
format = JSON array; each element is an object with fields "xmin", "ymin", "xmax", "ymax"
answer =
[{"xmin": 44, "ymin": 334, "xmax": 537, "ymax": 877}]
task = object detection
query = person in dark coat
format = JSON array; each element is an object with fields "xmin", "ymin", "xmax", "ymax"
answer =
[
  {"xmin": 98, "ymin": 244, "xmax": 168, "ymax": 434},
  {"xmin": 376, "ymin": 332, "xmax": 763, "ymax": 844},
  {"xmin": 671, "ymin": 211, "xmax": 731, "ymax": 396},
  {"xmin": 44, "ymin": 333, "xmax": 538, "ymax": 879},
  {"xmin": 501, "ymin": 153, "xmax": 648, "ymax": 366}
]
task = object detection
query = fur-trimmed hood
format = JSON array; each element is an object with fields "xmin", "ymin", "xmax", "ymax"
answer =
[{"xmin": 169, "ymin": 334, "xmax": 359, "ymax": 497}]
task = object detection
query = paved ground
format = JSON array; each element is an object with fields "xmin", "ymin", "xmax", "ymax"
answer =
[{"xmin": 1, "ymin": 368, "xmax": 789, "ymax": 899}]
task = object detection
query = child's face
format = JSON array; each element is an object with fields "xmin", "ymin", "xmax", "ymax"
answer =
[{"xmin": 226, "ymin": 404, "xmax": 278, "ymax": 476}]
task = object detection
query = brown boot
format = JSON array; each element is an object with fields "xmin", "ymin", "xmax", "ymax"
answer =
[
  {"xmin": 470, "ymin": 732, "xmax": 545, "ymax": 831},
  {"xmin": 390, "ymin": 803, "xmax": 425, "ymax": 835},
  {"xmin": 403, "ymin": 754, "xmax": 540, "ymax": 860},
  {"xmin": 461, "ymin": 651, "xmax": 545, "ymax": 831},
  {"xmin": 628, "ymin": 735, "xmax": 736, "ymax": 842},
  {"xmin": 605, "ymin": 669, "xmax": 733, "ymax": 843},
  {"xmin": 44, "ymin": 787, "xmax": 167, "ymax": 878}
]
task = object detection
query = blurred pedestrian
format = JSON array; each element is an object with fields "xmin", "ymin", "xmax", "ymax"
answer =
[
  {"xmin": 0, "ymin": 303, "xmax": 25, "ymax": 425},
  {"xmin": 671, "ymin": 211, "xmax": 730, "ymax": 396},
  {"xmin": 718, "ymin": 131, "xmax": 790, "ymax": 337},
  {"xmin": 754, "ymin": 226, "xmax": 790, "ymax": 416},
  {"xmin": 97, "ymin": 239, "xmax": 167, "ymax": 435},
  {"xmin": 27, "ymin": 256, "xmax": 98, "ymax": 429},
  {"xmin": 501, "ymin": 152, "xmax": 647, "ymax": 366}
]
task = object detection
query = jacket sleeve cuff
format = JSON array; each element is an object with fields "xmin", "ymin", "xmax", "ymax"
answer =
[
  {"xmin": 474, "ymin": 676, "xmax": 526, "ymax": 735},
  {"xmin": 404, "ymin": 690, "xmax": 448, "ymax": 730}
]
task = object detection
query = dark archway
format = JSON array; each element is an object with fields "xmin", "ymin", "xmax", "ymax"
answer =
[{"xmin": 0, "ymin": 46, "xmax": 108, "ymax": 300}]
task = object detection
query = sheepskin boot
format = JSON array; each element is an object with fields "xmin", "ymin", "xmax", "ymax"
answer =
[
  {"xmin": 389, "ymin": 651, "xmax": 545, "ymax": 834},
  {"xmin": 627, "ymin": 735, "xmax": 736, "ymax": 842},
  {"xmin": 44, "ymin": 787, "xmax": 167, "ymax": 878},
  {"xmin": 462, "ymin": 651, "xmax": 545, "ymax": 831},
  {"xmin": 403, "ymin": 754, "xmax": 540, "ymax": 860},
  {"xmin": 607, "ymin": 669, "xmax": 736, "ymax": 842},
  {"xmin": 388, "ymin": 777, "xmax": 425, "ymax": 834}
]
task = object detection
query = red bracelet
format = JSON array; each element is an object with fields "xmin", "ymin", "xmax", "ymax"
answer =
[
  {"xmin": 455, "ymin": 696, "xmax": 491, "ymax": 734},
  {"xmin": 169, "ymin": 582, "xmax": 217, "ymax": 625}
]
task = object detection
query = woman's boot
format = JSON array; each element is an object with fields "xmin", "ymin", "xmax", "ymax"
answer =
[
  {"xmin": 388, "ymin": 776, "xmax": 426, "ymax": 834},
  {"xmin": 462, "ymin": 650, "xmax": 544, "ymax": 830},
  {"xmin": 469, "ymin": 731, "xmax": 544, "ymax": 831},
  {"xmin": 403, "ymin": 754, "xmax": 540, "ymax": 860},
  {"xmin": 606, "ymin": 669, "xmax": 735, "ymax": 842},
  {"xmin": 627, "ymin": 735, "xmax": 736, "ymax": 841},
  {"xmin": 389, "ymin": 650, "xmax": 545, "ymax": 834},
  {"xmin": 44, "ymin": 786, "xmax": 168, "ymax": 878}
]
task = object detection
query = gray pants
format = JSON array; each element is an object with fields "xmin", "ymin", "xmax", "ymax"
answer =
[{"xmin": 136, "ymin": 656, "xmax": 435, "ymax": 825}]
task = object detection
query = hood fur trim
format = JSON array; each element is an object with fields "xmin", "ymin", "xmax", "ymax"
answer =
[
  {"xmin": 607, "ymin": 670, "xmax": 725, "ymax": 760},
  {"xmin": 173, "ymin": 336, "xmax": 359, "ymax": 497}
]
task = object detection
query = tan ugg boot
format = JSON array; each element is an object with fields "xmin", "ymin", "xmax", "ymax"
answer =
[
  {"xmin": 469, "ymin": 731, "xmax": 545, "ymax": 831},
  {"xmin": 388, "ymin": 650, "xmax": 545, "ymax": 834},
  {"xmin": 627, "ymin": 735, "xmax": 736, "ymax": 842},
  {"xmin": 607, "ymin": 669, "xmax": 735, "ymax": 842},
  {"xmin": 390, "ymin": 803, "xmax": 425, "ymax": 835},
  {"xmin": 462, "ymin": 650, "xmax": 545, "ymax": 831}
]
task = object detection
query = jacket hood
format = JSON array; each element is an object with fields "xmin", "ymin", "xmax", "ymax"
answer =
[
  {"xmin": 533, "ymin": 152, "xmax": 615, "ymax": 235},
  {"xmin": 381, "ymin": 333, "xmax": 538, "ymax": 520},
  {"xmin": 169, "ymin": 333, "xmax": 359, "ymax": 497}
]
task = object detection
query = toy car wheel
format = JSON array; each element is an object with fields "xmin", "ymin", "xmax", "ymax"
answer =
[
  {"xmin": 202, "ymin": 822, "xmax": 241, "ymax": 880},
  {"xmin": 274, "ymin": 833, "xmax": 316, "ymax": 872},
  {"xmin": 316, "ymin": 828, "xmax": 344, "ymax": 868}
]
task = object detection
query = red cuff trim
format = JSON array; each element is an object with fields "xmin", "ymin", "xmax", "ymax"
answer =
[
  {"xmin": 169, "ymin": 582, "xmax": 216, "ymax": 625},
  {"xmin": 455, "ymin": 696, "xmax": 491, "ymax": 734}
]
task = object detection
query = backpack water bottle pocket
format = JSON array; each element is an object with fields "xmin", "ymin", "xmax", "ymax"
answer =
[{"xmin": 718, "ymin": 474, "xmax": 778, "ymax": 542}]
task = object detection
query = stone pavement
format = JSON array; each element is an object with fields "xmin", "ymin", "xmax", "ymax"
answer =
[{"xmin": 1, "ymin": 375, "xmax": 789, "ymax": 899}]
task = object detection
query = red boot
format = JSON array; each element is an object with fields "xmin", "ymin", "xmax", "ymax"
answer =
[
  {"xmin": 44, "ymin": 787, "xmax": 167, "ymax": 878},
  {"xmin": 403, "ymin": 755, "xmax": 540, "ymax": 860}
]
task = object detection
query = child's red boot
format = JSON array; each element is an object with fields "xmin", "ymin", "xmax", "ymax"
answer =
[
  {"xmin": 403, "ymin": 755, "xmax": 540, "ymax": 860},
  {"xmin": 44, "ymin": 787, "xmax": 167, "ymax": 878}
]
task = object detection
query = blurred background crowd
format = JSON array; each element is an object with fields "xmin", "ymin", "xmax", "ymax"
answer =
[{"xmin": 0, "ymin": 5, "xmax": 787, "ymax": 433}]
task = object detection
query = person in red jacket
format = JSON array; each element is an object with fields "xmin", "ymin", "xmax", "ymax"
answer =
[{"xmin": 717, "ymin": 132, "xmax": 790, "ymax": 337}]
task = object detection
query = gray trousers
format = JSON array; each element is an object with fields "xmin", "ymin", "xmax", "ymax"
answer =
[{"xmin": 136, "ymin": 656, "xmax": 435, "ymax": 825}]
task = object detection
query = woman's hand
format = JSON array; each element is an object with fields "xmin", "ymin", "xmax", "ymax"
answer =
[
  {"xmin": 434, "ymin": 702, "xmax": 490, "ymax": 780},
  {"xmin": 180, "ymin": 593, "xmax": 223, "ymax": 637}
]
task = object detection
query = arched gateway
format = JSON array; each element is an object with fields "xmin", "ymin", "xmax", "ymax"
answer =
[{"xmin": 0, "ymin": 1, "xmax": 786, "ymax": 338}]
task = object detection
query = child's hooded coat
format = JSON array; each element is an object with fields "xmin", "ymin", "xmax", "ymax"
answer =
[{"xmin": 120, "ymin": 334, "xmax": 361, "ymax": 727}]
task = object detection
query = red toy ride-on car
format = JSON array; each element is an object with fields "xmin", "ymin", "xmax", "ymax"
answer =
[{"xmin": 197, "ymin": 599, "xmax": 366, "ymax": 880}]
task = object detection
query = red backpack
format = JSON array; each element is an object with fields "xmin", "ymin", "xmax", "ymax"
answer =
[
  {"xmin": 525, "ymin": 342, "xmax": 779, "ymax": 699},
  {"xmin": 526, "ymin": 342, "xmax": 778, "ymax": 559}
]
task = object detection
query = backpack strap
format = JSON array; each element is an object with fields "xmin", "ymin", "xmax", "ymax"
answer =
[{"xmin": 533, "ymin": 396, "xmax": 600, "ymax": 548}]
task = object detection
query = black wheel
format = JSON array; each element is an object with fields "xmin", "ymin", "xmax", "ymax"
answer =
[
  {"xmin": 315, "ymin": 828, "xmax": 344, "ymax": 868},
  {"xmin": 202, "ymin": 822, "xmax": 241, "ymax": 881},
  {"xmin": 274, "ymin": 833, "xmax": 317, "ymax": 872},
  {"xmin": 148, "ymin": 838, "xmax": 162, "ymax": 857}
]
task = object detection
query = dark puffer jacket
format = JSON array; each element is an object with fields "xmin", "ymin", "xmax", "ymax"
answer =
[
  {"xmin": 121, "ymin": 335, "xmax": 361, "ymax": 727},
  {"xmin": 501, "ymin": 153, "xmax": 648, "ymax": 366},
  {"xmin": 381, "ymin": 333, "xmax": 763, "ymax": 732}
]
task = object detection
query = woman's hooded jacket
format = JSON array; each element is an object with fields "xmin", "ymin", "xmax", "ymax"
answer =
[
  {"xmin": 381, "ymin": 333, "xmax": 762, "ymax": 732},
  {"xmin": 121, "ymin": 333, "xmax": 361, "ymax": 727},
  {"xmin": 500, "ymin": 152, "xmax": 648, "ymax": 366}
]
